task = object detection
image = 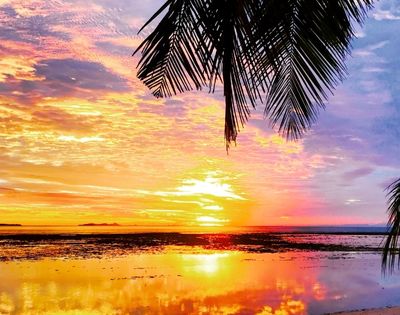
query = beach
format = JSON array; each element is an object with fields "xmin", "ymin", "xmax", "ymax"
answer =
[{"xmin": 1, "ymin": 227, "xmax": 399, "ymax": 314}]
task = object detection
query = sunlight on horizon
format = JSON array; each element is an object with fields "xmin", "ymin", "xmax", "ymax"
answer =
[
  {"xmin": 196, "ymin": 216, "xmax": 229, "ymax": 226},
  {"xmin": 175, "ymin": 175, "xmax": 245, "ymax": 200}
]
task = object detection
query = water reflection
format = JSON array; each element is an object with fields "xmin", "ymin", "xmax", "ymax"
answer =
[
  {"xmin": 182, "ymin": 252, "xmax": 230, "ymax": 274},
  {"xmin": 0, "ymin": 249, "xmax": 398, "ymax": 314}
]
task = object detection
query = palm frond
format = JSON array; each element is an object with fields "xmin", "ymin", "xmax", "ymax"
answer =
[
  {"xmin": 260, "ymin": 0, "xmax": 373, "ymax": 139},
  {"xmin": 133, "ymin": 0, "xmax": 210, "ymax": 97},
  {"xmin": 134, "ymin": 0, "xmax": 374, "ymax": 146},
  {"xmin": 203, "ymin": 0, "xmax": 262, "ymax": 147},
  {"xmin": 382, "ymin": 178, "xmax": 400, "ymax": 273},
  {"xmin": 134, "ymin": 0, "xmax": 265, "ymax": 148}
]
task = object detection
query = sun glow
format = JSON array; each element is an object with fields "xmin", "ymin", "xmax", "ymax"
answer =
[
  {"xmin": 196, "ymin": 216, "xmax": 229, "ymax": 226},
  {"xmin": 175, "ymin": 176, "xmax": 245, "ymax": 200},
  {"xmin": 176, "ymin": 174, "xmax": 244, "ymax": 226},
  {"xmin": 203, "ymin": 205, "xmax": 223, "ymax": 211},
  {"xmin": 145, "ymin": 171, "xmax": 247, "ymax": 226}
]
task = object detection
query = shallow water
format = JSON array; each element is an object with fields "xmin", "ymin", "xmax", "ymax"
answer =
[
  {"xmin": 0, "ymin": 227, "xmax": 396, "ymax": 314},
  {"xmin": 1, "ymin": 245, "xmax": 400, "ymax": 315},
  {"xmin": 0, "ymin": 229, "xmax": 396, "ymax": 314}
]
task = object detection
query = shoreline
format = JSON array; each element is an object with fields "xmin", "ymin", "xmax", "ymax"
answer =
[
  {"xmin": 0, "ymin": 232, "xmax": 383, "ymax": 261},
  {"xmin": 328, "ymin": 306, "xmax": 400, "ymax": 315}
]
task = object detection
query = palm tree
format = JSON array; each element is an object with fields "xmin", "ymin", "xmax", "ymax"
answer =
[
  {"xmin": 133, "ymin": 0, "xmax": 400, "ymax": 272},
  {"xmin": 382, "ymin": 179, "xmax": 400, "ymax": 272}
]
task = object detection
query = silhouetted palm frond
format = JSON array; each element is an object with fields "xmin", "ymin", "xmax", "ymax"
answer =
[
  {"xmin": 260, "ymin": 0, "xmax": 372, "ymax": 139},
  {"xmin": 133, "ymin": 0, "xmax": 265, "ymax": 148},
  {"xmin": 133, "ymin": 0, "xmax": 373, "ymax": 147},
  {"xmin": 382, "ymin": 178, "xmax": 400, "ymax": 273}
]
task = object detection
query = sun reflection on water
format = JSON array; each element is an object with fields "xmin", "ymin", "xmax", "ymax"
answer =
[
  {"xmin": 182, "ymin": 252, "xmax": 230, "ymax": 274},
  {"xmin": 257, "ymin": 300, "xmax": 306, "ymax": 315},
  {"xmin": 0, "ymin": 249, "xmax": 371, "ymax": 314}
]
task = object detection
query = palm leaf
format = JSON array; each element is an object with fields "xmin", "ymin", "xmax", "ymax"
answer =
[
  {"xmin": 259, "ymin": 0, "xmax": 373, "ymax": 139},
  {"xmin": 203, "ymin": 0, "xmax": 263, "ymax": 147},
  {"xmin": 134, "ymin": 0, "xmax": 373, "ymax": 145},
  {"xmin": 382, "ymin": 178, "xmax": 400, "ymax": 273},
  {"xmin": 133, "ymin": 0, "xmax": 209, "ymax": 97},
  {"xmin": 134, "ymin": 0, "xmax": 267, "ymax": 148}
]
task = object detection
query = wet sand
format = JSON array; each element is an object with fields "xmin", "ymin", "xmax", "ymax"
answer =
[{"xmin": 0, "ymin": 232, "xmax": 384, "ymax": 261}]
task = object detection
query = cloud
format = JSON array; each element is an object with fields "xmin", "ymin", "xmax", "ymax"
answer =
[
  {"xmin": 342, "ymin": 167, "xmax": 374, "ymax": 181},
  {"xmin": 373, "ymin": 10, "xmax": 400, "ymax": 21},
  {"xmin": 35, "ymin": 58, "xmax": 130, "ymax": 91},
  {"xmin": 371, "ymin": 0, "xmax": 400, "ymax": 21},
  {"xmin": 95, "ymin": 41, "xmax": 133, "ymax": 56},
  {"xmin": 0, "ymin": 58, "xmax": 131, "ymax": 103},
  {"xmin": 31, "ymin": 106, "xmax": 101, "ymax": 132},
  {"xmin": 0, "ymin": 5, "xmax": 71, "ymax": 44}
]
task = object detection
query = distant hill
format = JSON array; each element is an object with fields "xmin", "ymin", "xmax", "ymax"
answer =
[
  {"xmin": 0, "ymin": 224, "xmax": 21, "ymax": 226},
  {"xmin": 78, "ymin": 223, "xmax": 120, "ymax": 227}
]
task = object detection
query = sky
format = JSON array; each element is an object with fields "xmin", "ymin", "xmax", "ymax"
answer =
[{"xmin": 0, "ymin": 0, "xmax": 400, "ymax": 226}]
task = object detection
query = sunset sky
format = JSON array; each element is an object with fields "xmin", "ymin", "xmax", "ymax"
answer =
[{"xmin": 0, "ymin": 0, "xmax": 400, "ymax": 226}]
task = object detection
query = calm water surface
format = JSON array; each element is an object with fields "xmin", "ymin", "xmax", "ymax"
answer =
[{"xmin": 0, "ymin": 227, "xmax": 399, "ymax": 314}]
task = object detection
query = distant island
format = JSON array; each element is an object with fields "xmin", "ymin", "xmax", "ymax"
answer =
[
  {"xmin": 0, "ymin": 224, "xmax": 22, "ymax": 226},
  {"xmin": 78, "ymin": 223, "xmax": 120, "ymax": 227}
]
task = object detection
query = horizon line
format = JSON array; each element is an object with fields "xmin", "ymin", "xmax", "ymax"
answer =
[{"xmin": 0, "ymin": 224, "xmax": 388, "ymax": 227}]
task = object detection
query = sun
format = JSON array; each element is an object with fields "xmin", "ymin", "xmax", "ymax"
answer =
[
  {"xmin": 196, "ymin": 216, "xmax": 228, "ymax": 227},
  {"xmin": 153, "ymin": 170, "xmax": 248, "ymax": 226},
  {"xmin": 175, "ymin": 176, "xmax": 244, "ymax": 200}
]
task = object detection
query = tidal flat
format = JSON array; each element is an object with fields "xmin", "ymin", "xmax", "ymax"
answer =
[{"xmin": 0, "ymin": 229, "xmax": 400, "ymax": 314}]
